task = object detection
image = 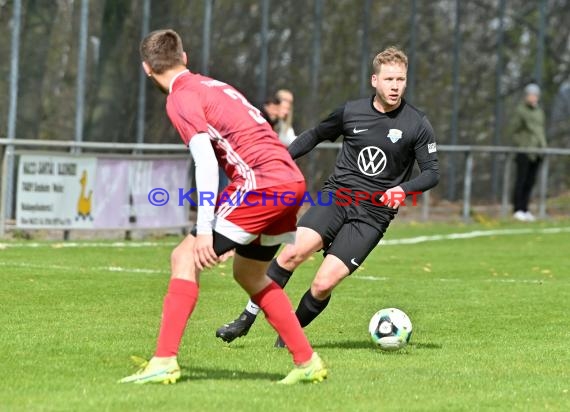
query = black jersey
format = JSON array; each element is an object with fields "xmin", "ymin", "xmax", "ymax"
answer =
[{"xmin": 289, "ymin": 96, "xmax": 439, "ymax": 220}]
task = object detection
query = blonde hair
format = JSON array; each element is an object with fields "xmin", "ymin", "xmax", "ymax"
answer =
[
  {"xmin": 276, "ymin": 89, "xmax": 294, "ymax": 128},
  {"xmin": 140, "ymin": 29, "xmax": 185, "ymax": 74},
  {"xmin": 276, "ymin": 89, "xmax": 293, "ymax": 104},
  {"xmin": 372, "ymin": 47, "xmax": 408, "ymax": 74}
]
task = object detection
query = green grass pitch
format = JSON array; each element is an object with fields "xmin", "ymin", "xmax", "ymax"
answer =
[{"xmin": 1, "ymin": 220, "xmax": 569, "ymax": 411}]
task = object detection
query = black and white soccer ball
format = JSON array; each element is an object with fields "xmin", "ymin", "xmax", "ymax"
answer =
[{"xmin": 368, "ymin": 308, "xmax": 413, "ymax": 351}]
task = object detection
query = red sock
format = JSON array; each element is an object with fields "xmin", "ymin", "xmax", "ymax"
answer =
[
  {"xmin": 252, "ymin": 281, "xmax": 313, "ymax": 364},
  {"xmin": 154, "ymin": 278, "xmax": 199, "ymax": 357}
]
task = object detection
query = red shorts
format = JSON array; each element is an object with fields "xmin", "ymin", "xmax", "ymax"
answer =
[{"xmin": 213, "ymin": 180, "xmax": 305, "ymax": 246}]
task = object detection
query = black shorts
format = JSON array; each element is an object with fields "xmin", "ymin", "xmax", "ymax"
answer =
[
  {"xmin": 190, "ymin": 226, "xmax": 279, "ymax": 261},
  {"xmin": 297, "ymin": 197, "xmax": 394, "ymax": 274}
]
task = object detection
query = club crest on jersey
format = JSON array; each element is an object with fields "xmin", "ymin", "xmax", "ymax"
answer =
[
  {"xmin": 387, "ymin": 129, "xmax": 403, "ymax": 143},
  {"xmin": 357, "ymin": 146, "xmax": 387, "ymax": 176}
]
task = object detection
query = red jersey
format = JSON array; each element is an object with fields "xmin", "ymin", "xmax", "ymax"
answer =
[{"xmin": 166, "ymin": 71, "xmax": 303, "ymax": 190}]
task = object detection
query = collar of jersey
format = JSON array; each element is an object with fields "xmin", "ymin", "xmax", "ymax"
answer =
[
  {"xmin": 169, "ymin": 69, "xmax": 190, "ymax": 94},
  {"xmin": 370, "ymin": 95, "xmax": 406, "ymax": 118}
]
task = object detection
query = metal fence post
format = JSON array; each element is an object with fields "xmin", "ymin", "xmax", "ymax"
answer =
[
  {"xmin": 0, "ymin": 149, "xmax": 9, "ymax": 238},
  {"xmin": 500, "ymin": 153, "xmax": 513, "ymax": 217},
  {"xmin": 491, "ymin": 0, "xmax": 506, "ymax": 200},
  {"xmin": 74, "ymin": 0, "xmax": 89, "ymax": 153},
  {"xmin": 257, "ymin": 0, "xmax": 270, "ymax": 104},
  {"xmin": 538, "ymin": 155, "xmax": 549, "ymax": 219},
  {"xmin": 201, "ymin": 0, "xmax": 213, "ymax": 75},
  {"xmin": 136, "ymin": 0, "xmax": 151, "ymax": 147},
  {"xmin": 407, "ymin": 0, "xmax": 417, "ymax": 103},
  {"xmin": 4, "ymin": 0, "xmax": 22, "ymax": 225},
  {"xmin": 308, "ymin": 0, "xmax": 323, "ymax": 193},
  {"xmin": 421, "ymin": 190, "xmax": 430, "ymax": 221},
  {"xmin": 359, "ymin": 0, "xmax": 371, "ymax": 98},
  {"xmin": 447, "ymin": 0, "xmax": 461, "ymax": 201},
  {"xmin": 535, "ymin": 0, "xmax": 546, "ymax": 89},
  {"xmin": 462, "ymin": 152, "xmax": 473, "ymax": 221}
]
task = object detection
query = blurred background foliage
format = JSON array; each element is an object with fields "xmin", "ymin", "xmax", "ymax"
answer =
[{"xmin": 0, "ymin": 0, "xmax": 568, "ymax": 200}]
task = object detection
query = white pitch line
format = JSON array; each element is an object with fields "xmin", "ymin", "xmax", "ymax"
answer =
[
  {"xmin": 352, "ymin": 275, "xmax": 389, "ymax": 281},
  {"xmin": 0, "ymin": 261, "xmax": 167, "ymax": 275},
  {"xmin": 353, "ymin": 275, "xmax": 547, "ymax": 284},
  {"xmin": 379, "ymin": 226, "xmax": 570, "ymax": 246},
  {"xmin": 485, "ymin": 278, "xmax": 544, "ymax": 284},
  {"xmin": 0, "ymin": 226, "xmax": 568, "ymax": 249},
  {"xmin": 1, "ymin": 261, "xmax": 550, "ymax": 284},
  {"xmin": 0, "ymin": 241, "xmax": 177, "ymax": 249}
]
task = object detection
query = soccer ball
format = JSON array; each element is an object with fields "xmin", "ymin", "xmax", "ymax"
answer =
[{"xmin": 368, "ymin": 308, "xmax": 412, "ymax": 351}]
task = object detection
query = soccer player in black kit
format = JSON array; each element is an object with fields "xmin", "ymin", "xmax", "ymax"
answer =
[{"xmin": 216, "ymin": 47, "xmax": 440, "ymax": 345}]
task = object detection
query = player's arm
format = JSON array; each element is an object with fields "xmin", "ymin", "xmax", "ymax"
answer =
[
  {"xmin": 189, "ymin": 134, "xmax": 219, "ymax": 234},
  {"xmin": 288, "ymin": 105, "xmax": 345, "ymax": 159},
  {"xmin": 384, "ymin": 117, "xmax": 440, "ymax": 208},
  {"xmin": 399, "ymin": 117, "xmax": 440, "ymax": 195},
  {"xmin": 188, "ymin": 134, "xmax": 220, "ymax": 270}
]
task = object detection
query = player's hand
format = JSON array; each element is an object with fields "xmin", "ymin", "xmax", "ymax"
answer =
[
  {"xmin": 218, "ymin": 249, "xmax": 235, "ymax": 263},
  {"xmin": 381, "ymin": 186, "xmax": 406, "ymax": 209},
  {"xmin": 193, "ymin": 234, "xmax": 218, "ymax": 270}
]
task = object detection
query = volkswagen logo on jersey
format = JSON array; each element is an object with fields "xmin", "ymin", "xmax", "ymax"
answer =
[
  {"xmin": 357, "ymin": 146, "xmax": 387, "ymax": 176},
  {"xmin": 387, "ymin": 128, "xmax": 403, "ymax": 143}
]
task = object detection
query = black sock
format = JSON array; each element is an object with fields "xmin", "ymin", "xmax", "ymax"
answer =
[
  {"xmin": 267, "ymin": 258, "xmax": 293, "ymax": 288},
  {"xmin": 295, "ymin": 289, "xmax": 331, "ymax": 328}
]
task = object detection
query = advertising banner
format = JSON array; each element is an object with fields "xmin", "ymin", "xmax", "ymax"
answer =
[
  {"xmin": 17, "ymin": 155, "xmax": 97, "ymax": 228},
  {"xmin": 16, "ymin": 155, "xmax": 190, "ymax": 229}
]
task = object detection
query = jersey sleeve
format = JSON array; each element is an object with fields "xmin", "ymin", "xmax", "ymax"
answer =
[
  {"xmin": 313, "ymin": 105, "xmax": 345, "ymax": 142},
  {"xmin": 399, "ymin": 116, "xmax": 440, "ymax": 194},
  {"xmin": 413, "ymin": 116, "xmax": 438, "ymax": 164},
  {"xmin": 189, "ymin": 133, "xmax": 219, "ymax": 234},
  {"xmin": 288, "ymin": 105, "xmax": 345, "ymax": 159},
  {"xmin": 166, "ymin": 90, "xmax": 209, "ymax": 146}
]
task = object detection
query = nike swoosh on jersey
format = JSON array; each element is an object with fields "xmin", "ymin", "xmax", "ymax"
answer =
[
  {"xmin": 350, "ymin": 258, "xmax": 360, "ymax": 266},
  {"xmin": 353, "ymin": 127, "xmax": 368, "ymax": 134}
]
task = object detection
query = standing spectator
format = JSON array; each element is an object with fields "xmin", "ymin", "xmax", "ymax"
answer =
[
  {"xmin": 275, "ymin": 89, "xmax": 296, "ymax": 146},
  {"xmin": 510, "ymin": 83, "xmax": 547, "ymax": 222},
  {"xmin": 260, "ymin": 95, "xmax": 282, "ymax": 128}
]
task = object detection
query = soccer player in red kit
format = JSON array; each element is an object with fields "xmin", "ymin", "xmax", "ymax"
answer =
[{"xmin": 119, "ymin": 29, "xmax": 327, "ymax": 385}]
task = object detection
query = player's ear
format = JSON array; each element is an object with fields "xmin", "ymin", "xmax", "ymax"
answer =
[
  {"xmin": 371, "ymin": 73, "xmax": 378, "ymax": 88},
  {"xmin": 142, "ymin": 61, "xmax": 152, "ymax": 77},
  {"xmin": 182, "ymin": 52, "xmax": 188, "ymax": 66}
]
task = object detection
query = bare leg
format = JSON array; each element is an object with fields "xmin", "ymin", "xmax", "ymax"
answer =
[
  {"xmin": 309, "ymin": 254, "xmax": 350, "ymax": 300},
  {"xmin": 276, "ymin": 227, "xmax": 325, "ymax": 272}
]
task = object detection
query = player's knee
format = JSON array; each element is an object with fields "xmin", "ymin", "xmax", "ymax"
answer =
[
  {"xmin": 310, "ymin": 278, "xmax": 335, "ymax": 300},
  {"xmin": 280, "ymin": 244, "xmax": 312, "ymax": 268},
  {"xmin": 170, "ymin": 244, "xmax": 190, "ymax": 273},
  {"xmin": 233, "ymin": 271, "xmax": 266, "ymax": 296}
]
